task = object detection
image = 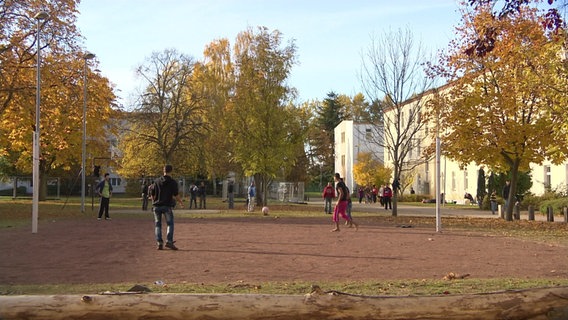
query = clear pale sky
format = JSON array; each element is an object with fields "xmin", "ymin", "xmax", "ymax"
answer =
[{"xmin": 76, "ymin": 0, "xmax": 462, "ymax": 107}]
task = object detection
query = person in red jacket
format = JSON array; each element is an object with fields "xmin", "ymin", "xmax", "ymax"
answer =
[
  {"xmin": 383, "ymin": 184, "xmax": 393, "ymax": 210},
  {"xmin": 322, "ymin": 182, "xmax": 335, "ymax": 214}
]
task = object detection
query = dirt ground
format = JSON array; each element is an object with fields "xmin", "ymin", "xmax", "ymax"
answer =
[{"xmin": 1, "ymin": 212, "xmax": 567, "ymax": 286}]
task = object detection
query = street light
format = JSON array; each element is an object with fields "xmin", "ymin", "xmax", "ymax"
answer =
[
  {"xmin": 32, "ymin": 11, "xmax": 48, "ymax": 234},
  {"xmin": 81, "ymin": 52, "xmax": 95, "ymax": 213}
]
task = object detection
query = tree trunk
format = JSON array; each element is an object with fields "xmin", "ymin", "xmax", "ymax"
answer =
[
  {"xmin": 506, "ymin": 159, "xmax": 521, "ymax": 221},
  {"xmin": 2, "ymin": 286, "xmax": 567, "ymax": 320}
]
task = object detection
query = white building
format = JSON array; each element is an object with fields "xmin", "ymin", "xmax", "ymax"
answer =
[
  {"xmin": 334, "ymin": 120, "xmax": 384, "ymax": 193},
  {"xmin": 335, "ymin": 87, "xmax": 568, "ymax": 204}
]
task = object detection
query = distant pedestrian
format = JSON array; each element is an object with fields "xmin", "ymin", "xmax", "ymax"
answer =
[
  {"xmin": 141, "ymin": 181, "xmax": 149, "ymax": 211},
  {"xmin": 198, "ymin": 181, "xmax": 206, "ymax": 209},
  {"xmin": 502, "ymin": 180, "xmax": 511, "ymax": 212},
  {"xmin": 383, "ymin": 184, "xmax": 393, "ymax": 210},
  {"xmin": 322, "ymin": 182, "xmax": 335, "ymax": 214},
  {"xmin": 189, "ymin": 183, "xmax": 198, "ymax": 209},
  {"xmin": 410, "ymin": 187, "xmax": 415, "ymax": 195},
  {"xmin": 371, "ymin": 185, "xmax": 378, "ymax": 203},
  {"xmin": 95, "ymin": 173, "xmax": 113, "ymax": 220},
  {"xmin": 490, "ymin": 190, "xmax": 497, "ymax": 215},
  {"xmin": 358, "ymin": 187, "xmax": 364, "ymax": 203},
  {"xmin": 150, "ymin": 164, "xmax": 183, "ymax": 250},
  {"xmin": 228, "ymin": 181, "xmax": 235, "ymax": 209},
  {"xmin": 247, "ymin": 181, "xmax": 256, "ymax": 212}
]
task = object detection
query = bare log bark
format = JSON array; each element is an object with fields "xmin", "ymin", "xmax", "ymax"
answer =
[{"xmin": 1, "ymin": 286, "xmax": 567, "ymax": 319}]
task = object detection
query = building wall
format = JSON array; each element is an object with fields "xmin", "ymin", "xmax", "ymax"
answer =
[
  {"xmin": 384, "ymin": 84, "xmax": 568, "ymax": 201},
  {"xmin": 334, "ymin": 120, "xmax": 384, "ymax": 193}
]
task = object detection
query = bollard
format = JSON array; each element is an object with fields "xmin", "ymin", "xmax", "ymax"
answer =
[
  {"xmin": 498, "ymin": 204, "xmax": 503, "ymax": 219},
  {"xmin": 528, "ymin": 205, "xmax": 535, "ymax": 221},
  {"xmin": 547, "ymin": 205, "xmax": 554, "ymax": 222},
  {"xmin": 564, "ymin": 206, "xmax": 568, "ymax": 223}
]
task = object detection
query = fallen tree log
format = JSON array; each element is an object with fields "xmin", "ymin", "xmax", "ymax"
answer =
[{"xmin": 1, "ymin": 286, "xmax": 567, "ymax": 319}]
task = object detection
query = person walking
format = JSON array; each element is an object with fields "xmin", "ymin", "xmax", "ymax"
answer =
[
  {"xmin": 141, "ymin": 181, "xmax": 149, "ymax": 211},
  {"xmin": 198, "ymin": 181, "xmax": 206, "ymax": 209},
  {"xmin": 371, "ymin": 185, "xmax": 378, "ymax": 203},
  {"xmin": 357, "ymin": 187, "xmax": 364, "ymax": 204},
  {"xmin": 383, "ymin": 184, "xmax": 393, "ymax": 210},
  {"xmin": 189, "ymin": 183, "xmax": 198, "ymax": 209},
  {"xmin": 322, "ymin": 181, "xmax": 335, "ymax": 215},
  {"xmin": 228, "ymin": 181, "xmax": 235, "ymax": 209},
  {"xmin": 150, "ymin": 164, "xmax": 183, "ymax": 250},
  {"xmin": 331, "ymin": 173, "xmax": 357, "ymax": 232},
  {"xmin": 490, "ymin": 190, "xmax": 498, "ymax": 215},
  {"xmin": 95, "ymin": 173, "xmax": 113, "ymax": 220},
  {"xmin": 247, "ymin": 181, "xmax": 256, "ymax": 212}
]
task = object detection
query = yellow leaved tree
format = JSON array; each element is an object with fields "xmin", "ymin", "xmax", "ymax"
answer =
[
  {"xmin": 428, "ymin": 3, "xmax": 568, "ymax": 220},
  {"xmin": 352, "ymin": 152, "xmax": 392, "ymax": 190}
]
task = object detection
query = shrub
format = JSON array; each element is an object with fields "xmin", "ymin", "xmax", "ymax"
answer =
[
  {"xmin": 539, "ymin": 198, "xmax": 568, "ymax": 214},
  {"xmin": 398, "ymin": 194, "xmax": 428, "ymax": 203}
]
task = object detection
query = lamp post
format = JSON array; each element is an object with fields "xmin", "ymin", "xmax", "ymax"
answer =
[
  {"xmin": 81, "ymin": 52, "xmax": 95, "ymax": 213},
  {"xmin": 32, "ymin": 11, "xmax": 48, "ymax": 234}
]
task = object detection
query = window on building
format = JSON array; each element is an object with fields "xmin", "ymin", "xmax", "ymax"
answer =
[
  {"xmin": 341, "ymin": 155, "xmax": 345, "ymax": 166},
  {"xmin": 464, "ymin": 170, "xmax": 468, "ymax": 190},
  {"xmin": 341, "ymin": 132, "xmax": 345, "ymax": 143},
  {"xmin": 365, "ymin": 128, "xmax": 372, "ymax": 140},
  {"xmin": 544, "ymin": 165, "xmax": 551, "ymax": 189},
  {"xmin": 452, "ymin": 171, "xmax": 456, "ymax": 191},
  {"xmin": 110, "ymin": 178, "xmax": 121, "ymax": 186}
]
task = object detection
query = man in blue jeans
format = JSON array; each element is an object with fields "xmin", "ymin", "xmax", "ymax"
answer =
[{"xmin": 150, "ymin": 164, "xmax": 184, "ymax": 250}]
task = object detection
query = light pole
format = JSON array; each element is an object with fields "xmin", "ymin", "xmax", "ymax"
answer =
[
  {"xmin": 81, "ymin": 52, "xmax": 95, "ymax": 213},
  {"xmin": 32, "ymin": 11, "xmax": 48, "ymax": 234}
]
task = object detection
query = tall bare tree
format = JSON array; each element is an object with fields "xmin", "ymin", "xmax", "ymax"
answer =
[
  {"xmin": 359, "ymin": 28, "xmax": 435, "ymax": 216},
  {"xmin": 119, "ymin": 49, "xmax": 206, "ymax": 178}
]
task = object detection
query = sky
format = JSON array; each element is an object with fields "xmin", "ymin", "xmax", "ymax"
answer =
[{"xmin": 76, "ymin": 0, "xmax": 463, "ymax": 107}]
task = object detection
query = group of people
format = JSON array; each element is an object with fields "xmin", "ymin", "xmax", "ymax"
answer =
[
  {"xmin": 350, "ymin": 184, "xmax": 395, "ymax": 210},
  {"xmin": 323, "ymin": 180, "xmax": 397, "ymax": 214}
]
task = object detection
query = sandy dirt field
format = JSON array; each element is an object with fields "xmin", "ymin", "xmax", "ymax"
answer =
[{"xmin": 1, "ymin": 212, "xmax": 567, "ymax": 287}]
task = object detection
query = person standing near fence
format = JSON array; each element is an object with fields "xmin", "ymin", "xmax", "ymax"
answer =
[
  {"xmin": 198, "ymin": 181, "xmax": 206, "ymax": 209},
  {"xmin": 247, "ymin": 181, "xmax": 256, "ymax": 212},
  {"xmin": 96, "ymin": 173, "xmax": 113, "ymax": 220},
  {"xmin": 228, "ymin": 181, "xmax": 235, "ymax": 209},
  {"xmin": 141, "ymin": 181, "xmax": 149, "ymax": 211},
  {"xmin": 322, "ymin": 182, "xmax": 335, "ymax": 215},
  {"xmin": 383, "ymin": 184, "xmax": 393, "ymax": 210}
]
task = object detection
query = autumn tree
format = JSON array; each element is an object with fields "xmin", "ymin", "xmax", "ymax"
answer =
[
  {"xmin": 118, "ymin": 49, "xmax": 206, "ymax": 179},
  {"xmin": 360, "ymin": 27, "xmax": 435, "ymax": 216},
  {"xmin": 0, "ymin": 1, "xmax": 117, "ymax": 199},
  {"xmin": 428, "ymin": 3, "xmax": 567, "ymax": 220},
  {"xmin": 193, "ymin": 39, "xmax": 239, "ymax": 194},
  {"xmin": 352, "ymin": 152, "xmax": 392, "ymax": 189},
  {"xmin": 228, "ymin": 26, "xmax": 300, "ymax": 207}
]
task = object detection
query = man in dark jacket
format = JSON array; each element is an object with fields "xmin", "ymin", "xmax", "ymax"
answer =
[
  {"xmin": 95, "ymin": 173, "xmax": 113, "ymax": 220},
  {"xmin": 150, "ymin": 165, "xmax": 183, "ymax": 250}
]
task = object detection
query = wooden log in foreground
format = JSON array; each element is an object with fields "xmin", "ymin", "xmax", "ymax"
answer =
[{"xmin": 1, "ymin": 286, "xmax": 568, "ymax": 320}]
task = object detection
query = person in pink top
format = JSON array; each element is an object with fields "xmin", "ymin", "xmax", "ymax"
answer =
[
  {"xmin": 331, "ymin": 173, "xmax": 358, "ymax": 232},
  {"xmin": 322, "ymin": 181, "xmax": 335, "ymax": 215}
]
